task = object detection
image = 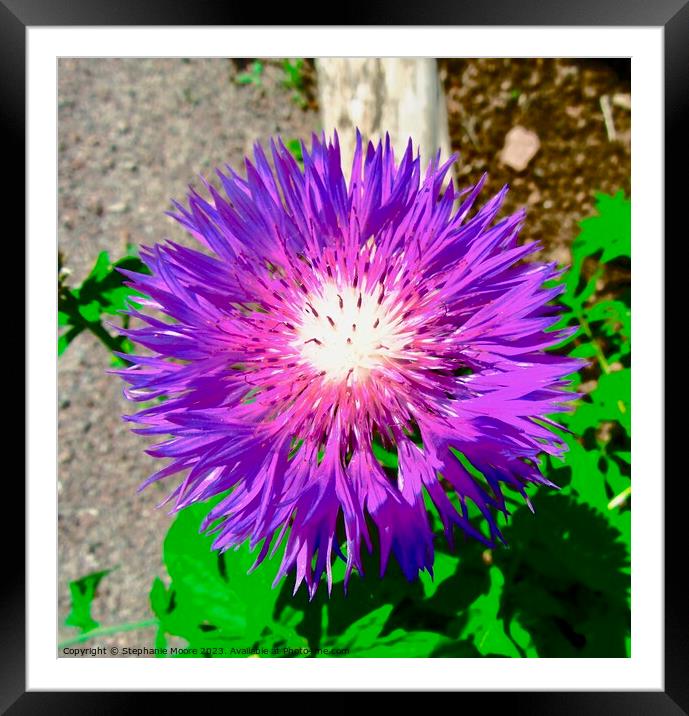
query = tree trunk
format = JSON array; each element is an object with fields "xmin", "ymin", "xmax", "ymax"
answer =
[{"xmin": 315, "ymin": 58, "xmax": 452, "ymax": 175}]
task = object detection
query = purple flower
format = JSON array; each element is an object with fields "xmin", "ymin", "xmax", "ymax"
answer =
[{"xmin": 117, "ymin": 132, "xmax": 581, "ymax": 597}]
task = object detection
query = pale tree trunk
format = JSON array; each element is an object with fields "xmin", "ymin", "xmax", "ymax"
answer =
[{"xmin": 315, "ymin": 58, "xmax": 452, "ymax": 175}]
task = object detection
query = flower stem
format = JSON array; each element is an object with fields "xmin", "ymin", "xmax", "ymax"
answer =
[{"xmin": 58, "ymin": 618, "xmax": 158, "ymax": 648}]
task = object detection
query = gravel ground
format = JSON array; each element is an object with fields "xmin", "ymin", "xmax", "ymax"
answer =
[
  {"xmin": 57, "ymin": 58, "xmax": 321, "ymax": 651},
  {"xmin": 57, "ymin": 57, "xmax": 630, "ymax": 653}
]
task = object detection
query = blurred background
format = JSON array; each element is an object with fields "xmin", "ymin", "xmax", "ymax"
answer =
[{"xmin": 58, "ymin": 58, "xmax": 631, "ymax": 654}]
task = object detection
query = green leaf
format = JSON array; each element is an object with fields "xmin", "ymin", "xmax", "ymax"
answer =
[
  {"xmin": 65, "ymin": 568, "xmax": 113, "ymax": 633},
  {"xmin": 235, "ymin": 74, "xmax": 255, "ymax": 85},
  {"xmin": 327, "ymin": 604, "xmax": 391, "ymax": 651},
  {"xmin": 100, "ymin": 286, "xmax": 144, "ymax": 315},
  {"xmin": 285, "ymin": 139, "xmax": 303, "ymax": 165},
  {"xmin": 86, "ymin": 251, "xmax": 112, "ymax": 283},
  {"xmin": 568, "ymin": 342, "xmax": 600, "ymax": 359},
  {"xmin": 493, "ymin": 494, "xmax": 630, "ymax": 657},
  {"xmin": 235, "ymin": 60, "xmax": 264, "ymax": 86},
  {"xmin": 282, "ymin": 59, "xmax": 305, "ymax": 90},
  {"xmin": 587, "ymin": 299, "xmax": 631, "ymax": 338},
  {"xmin": 573, "ymin": 191, "xmax": 631, "ymax": 264},
  {"xmin": 615, "ymin": 451, "xmax": 631, "ymax": 464},
  {"xmin": 324, "ymin": 604, "xmax": 444, "ymax": 657},
  {"xmin": 371, "ymin": 440, "xmax": 398, "ymax": 469},
  {"xmin": 419, "ymin": 551, "xmax": 458, "ymax": 598},
  {"xmin": 58, "ymin": 250, "xmax": 150, "ymax": 358},
  {"xmin": 605, "ymin": 458, "xmax": 630, "ymax": 499},
  {"xmin": 153, "ymin": 498, "xmax": 286, "ymax": 650},
  {"xmin": 564, "ymin": 369, "xmax": 631, "ymax": 436},
  {"xmin": 458, "ymin": 567, "xmax": 530, "ymax": 657},
  {"xmin": 77, "ymin": 299, "xmax": 102, "ymax": 323},
  {"xmin": 351, "ymin": 629, "xmax": 445, "ymax": 657},
  {"xmin": 559, "ymin": 436, "xmax": 610, "ymax": 514},
  {"xmin": 149, "ymin": 576, "xmax": 169, "ymax": 617},
  {"xmin": 58, "ymin": 325, "xmax": 84, "ymax": 356}
]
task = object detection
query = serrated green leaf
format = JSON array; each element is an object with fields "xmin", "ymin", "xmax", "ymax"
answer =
[
  {"xmin": 323, "ymin": 600, "xmax": 443, "ymax": 657},
  {"xmin": 100, "ymin": 286, "xmax": 144, "ymax": 315},
  {"xmin": 65, "ymin": 568, "xmax": 113, "ymax": 633},
  {"xmin": 568, "ymin": 342, "xmax": 600, "ymax": 359},
  {"xmin": 77, "ymin": 299, "xmax": 101, "ymax": 323},
  {"xmin": 560, "ymin": 436, "xmax": 610, "ymax": 513},
  {"xmin": 149, "ymin": 576, "xmax": 170, "ymax": 618},
  {"xmin": 419, "ymin": 551, "xmax": 458, "ymax": 598},
  {"xmin": 58, "ymin": 250, "xmax": 150, "ymax": 359},
  {"xmin": 327, "ymin": 604, "xmax": 391, "ymax": 651},
  {"xmin": 86, "ymin": 251, "xmax": 112, "ymax": 282},
  {"xmin": 459, "ymin": 567, "xmax": 523, "ymax": 657},
  {"xmin": 565, "ymin": 369, "xmax": 631, "ymax": 436},
  {"xmin": 155, "ymin": 499, "xmax": 285, "ymax": 649},
  {"xmin": 350, "ymin": 629, "xmax": 445, "ymax": 657},
  {"xmin": 494, "ymin": 494, "xmax": 630, "ymax": 656},
  {"xmin": 509, "ymin": 616, "xmax": 539, "ymax": 657},
  {"xmin": 573, "ymin": 191, "xmax": 631, "ymax": 264}
]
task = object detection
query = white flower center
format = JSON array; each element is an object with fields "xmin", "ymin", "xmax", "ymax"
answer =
[{"xmin": 296, "ymin": 282, "xmax": 405, "ymax": 383}]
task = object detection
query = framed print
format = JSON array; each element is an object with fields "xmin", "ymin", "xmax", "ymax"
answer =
[{"xmin": 9, "ymin": 0, "xmax": 683, "ymax": 710}]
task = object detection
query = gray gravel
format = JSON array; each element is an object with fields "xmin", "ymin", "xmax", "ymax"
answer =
[{"xmin": 58, "ymin": 58, "xmax": 320, "ymax": 651}]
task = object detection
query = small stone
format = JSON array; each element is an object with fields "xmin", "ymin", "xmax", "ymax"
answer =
[
  {"xmin": 107, "ymin": 201, "xmax": 128, "ymax": 214},
  {"xmin": 579, "ymin": 380, "xmax": 597, "ymax": 394},
  {"xmin": 597, "ymin": 422, "xmax": 614, "ymax": 443},
  {"xmin": 500, "ymin": 126, "xmax": 540, "ymax": 172},
  {"xmin": 546, "ymin": 244, "xmax": 571, "ymax": 266},
  {"xmin": 86, "ymin": 196, "xmax": 103, "ymax": 215}
]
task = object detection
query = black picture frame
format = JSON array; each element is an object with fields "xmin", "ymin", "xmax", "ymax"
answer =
[{"xmin": 7, "ymin": 0, "xmax": 680, "ymax": 710}]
